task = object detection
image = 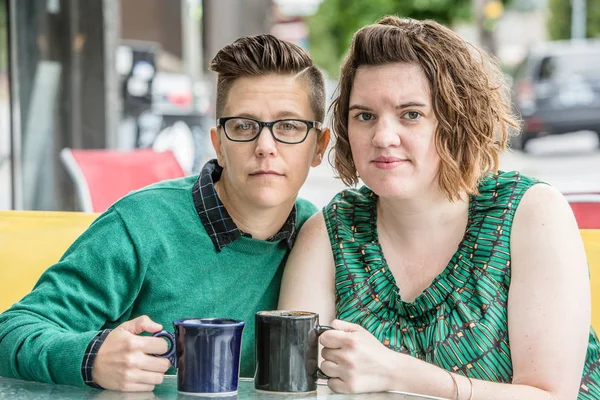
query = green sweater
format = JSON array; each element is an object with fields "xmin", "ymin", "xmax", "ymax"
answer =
[{"xmin": 0, "ymin": 176, "xmax": 317, "ymax": 387}]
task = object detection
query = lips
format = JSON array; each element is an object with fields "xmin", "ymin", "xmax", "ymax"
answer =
[
  {"xmin": 249, "ymin": 170, "xmax": 284, "ymax": 176},
  {"xmin": 372, "ymin": 156, "xmax": 407, "ymax": 163},
  {"xmin": 371, "ymin": 156, "xmax": 408, "ymax": 170}
]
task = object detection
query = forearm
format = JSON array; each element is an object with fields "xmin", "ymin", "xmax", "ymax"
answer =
[
  {"xmin": 0, "ymin": 209, "xmax": 142, "ymax": 386},
  {"xmin": 390, "ymin": 353, "xmax": 558, "ymax": 400},
  {"xmin": 0, "ymin": 310, "xmax": 100, "ymax": 386}
]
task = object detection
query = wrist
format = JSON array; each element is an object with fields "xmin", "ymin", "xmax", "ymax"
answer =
[
  {"xmin": 383, "ymin": 350, "xmax": 413, "ymax": 392},
  {"xmin": 386, "ymin": 353, "xmax": 460, "ymax": 399},
  {"xmin": 83, "ymin": 329, "xmax": 112, "ymax": 389}
]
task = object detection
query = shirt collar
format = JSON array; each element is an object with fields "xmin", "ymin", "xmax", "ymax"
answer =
[{"xmin": 192, "ymin": 159, "xmax": 298, "ymax": 252}]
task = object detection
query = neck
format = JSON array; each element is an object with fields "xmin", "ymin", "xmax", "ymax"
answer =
[
  {"xmin": 377, "ymin": 188, "xmax": 469, "ymax": 245},
  {"xmin": 214, "ymin": 179, "xmax": 294, "ymax": 241}
]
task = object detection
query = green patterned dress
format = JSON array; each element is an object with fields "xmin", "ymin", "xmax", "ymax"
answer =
[{"xmin": 323, "ymin": 171, "xmax": 600, "ymax": 398}]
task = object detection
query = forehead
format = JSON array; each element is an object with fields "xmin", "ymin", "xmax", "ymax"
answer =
[
  {"xmin": 350, "ymin": 62, "xmax": 431, "ymax": 103},
  {"xmin": 223, "ymin": 74, "xmax": 314, "ymax": 119}
]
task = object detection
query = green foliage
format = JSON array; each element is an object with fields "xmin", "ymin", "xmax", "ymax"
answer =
[
  {"xmin": 308, "ymin": 0, "xmax": 511, "ymax": 77},
  {"xmin": 548, "ymin": 0, "xmax": 573, "ymax": 40},
  {"xmin": 548, "ymin": 0, "xmax": 600, "ymax": 40}
]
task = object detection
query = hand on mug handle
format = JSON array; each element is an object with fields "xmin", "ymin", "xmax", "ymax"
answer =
[
  {"xmin": 152, "ymin": 331, "xmax": 177, "ymax": 368},
  {"xmin": 92, "ymin": 316, "xmax": 171, "ymax": 392},
  {"xmin": 315, "ymin": 325, "xmax": 335, "ymax": 379}
]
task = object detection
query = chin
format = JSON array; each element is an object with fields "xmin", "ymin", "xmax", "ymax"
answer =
[
  {"xmin": 248, "ymin": 190, "xmax": 296, "ymax": 209},
  {"xmin": 374, "ymin": 188, "xmax": 413, "ymax": 200},
  {"xmin": 364, "ymin": 178, "xmax": 415, "ymax": 200}
]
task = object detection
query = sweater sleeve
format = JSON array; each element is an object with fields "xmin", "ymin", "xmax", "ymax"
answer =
[{"xmin": 0, "ymin": 207, "xmax": 146, "ymax": 387}]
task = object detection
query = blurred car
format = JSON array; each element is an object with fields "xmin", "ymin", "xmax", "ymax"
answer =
[{"xmin": 511, "ymin": 40, "xmax": 600, "ymax": 151}]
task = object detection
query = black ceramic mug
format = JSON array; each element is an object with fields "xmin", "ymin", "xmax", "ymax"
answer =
[
  {"xmin": 153, "ymin": 318, "xmax": 245, "ymax": 396},
  {"xmin": 254, "ymin": 310, "xmax": 334, "ymax": 393}
]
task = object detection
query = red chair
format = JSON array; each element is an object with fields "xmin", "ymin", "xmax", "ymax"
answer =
[
  {"xmin": 60, "ymin": 148, "xmax": 185, "ymax": 212},
  {"xmin": 564, "ymin": 193, "xmax": 600, "ymax": 229}
]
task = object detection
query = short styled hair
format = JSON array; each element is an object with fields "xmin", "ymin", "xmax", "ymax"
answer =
[
  {"xmin": 331, "ymin": 16, "xmax": 520, "ymax": 199},
  {"xmin": 210, "ymin": 34, "xmax": 326, "ymax": 123}
]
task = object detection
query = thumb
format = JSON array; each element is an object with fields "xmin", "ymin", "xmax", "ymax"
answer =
[
  {"xmin": 331, "ymin": 319, "xmax": 365, "ymax": 333},
  {"xmin": 118, "ymin": 315, "xmax": 163, "ymax": 335}
]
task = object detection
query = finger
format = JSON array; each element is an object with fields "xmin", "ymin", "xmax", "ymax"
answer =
[
  {"xmin": 321, "ymin": 347, "xmax": 340, "ymax": 364},
  {"xmin": 119, "ymin": 316, "xmax": 163, "ymax": 335},
  {"xmin": 331, "ymin": 319, "xmax": 364, "ymax": 332},
  {"xmin": 320, "ymin": 359, "xmax": 341, "ymax": 378},
  {"xmin": 126, "ymin": 369, "xmax": 165, "ymax": 386},
  {"xmin": 137, "ymin": 354, "xmax": 172, "ymax": 373},
  {"xmin": 319, "ymin": 329, "xmax": 352, "ymax": 349},
  {"xmin": 136, "ymin": 336, "xmax": 170, "ymax": 355},
  {"xmin": 327, "ymin": 377, "xmax": 348, "ymax": 394},
  {"xmin": 120, "ymin": 383, "xmax": 157, "ymax": 392}
]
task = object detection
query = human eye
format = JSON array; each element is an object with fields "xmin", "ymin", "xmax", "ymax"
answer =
[
  {"xmin": 225, "ymin": 118, "xmax": 258, "ymax": 138},
  {"xmin": 274, "ymin": 120, "xmax": 305, "ymax": 140},
  {"xmin": 237, "ymin": 121, "xmax": 255, "ymax": 130},
  {"xmin": 402, "ymin": 111, "xmax": 422, "ymax": 121},
  {"xmin": 356, "ymin": 112, "xmax": 375, "ymax": 122},
  {"xmin": 278, "ymin": 120, "xmax": 302, "ymax": 131},
  {"xmin": 230, "ymin": 119, "xmax": 257, "ymax": 131}
]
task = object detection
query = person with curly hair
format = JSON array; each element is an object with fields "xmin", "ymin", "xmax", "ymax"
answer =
[{"xmin": 279, "ymin": 16, "xmax": 600, "ymax": 399}]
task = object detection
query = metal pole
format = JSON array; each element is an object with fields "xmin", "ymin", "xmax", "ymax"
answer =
[
  {"xmin": 7, "ymin": 0, "xmax": 22, "ymax": 209},
  {"xmin": 103, "ymin": 0, "xmax": 121, "ymax": 149},
  {"xmin": 571, "ymin": 0, "xmax": 587, "ymax": 39},
  {"xmin": 182, "ymin": 0, "xmax": 203, "ymax": 81}
]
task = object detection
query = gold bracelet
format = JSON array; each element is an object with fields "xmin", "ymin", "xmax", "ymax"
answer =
[
  {"xmin": 466, "ymin": 376, "xmax": 474, "ymax": 400},
  {"xmin": 447, "ymin": 371, "xmax": 459, "ymax": 400}
]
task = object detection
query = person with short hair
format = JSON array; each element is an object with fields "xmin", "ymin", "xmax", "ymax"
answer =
[
  {"xmin": 0, "ymin": 33, "xmax": 330, "ymax": 392},
  {"xmin": 279, "ymin": 16, "xmax": 600, "ymax": 399}
]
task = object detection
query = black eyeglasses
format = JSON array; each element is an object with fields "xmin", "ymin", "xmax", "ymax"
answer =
[{"xmin": 216, "ymin": 117, "xmax": 322, "ymax": 144}]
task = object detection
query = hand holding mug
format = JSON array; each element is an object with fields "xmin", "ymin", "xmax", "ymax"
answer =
[
  {"xmin": 320, "ymin": 319, "xmax": 401, "ymax": 394},
  {"xmin": 92, "ymin": 315, "xmax": 171, "ymax": 392}
]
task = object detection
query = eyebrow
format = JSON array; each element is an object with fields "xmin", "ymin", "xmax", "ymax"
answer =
[
  {"xmin": 349, "ymin": 104, "xmax": 374, "ymax": 112},
  {"xmin": 232, "ymin": 111, "xmax": 305, "ymax": 120},
  {"xmin": 396, "ymin": 101, "xmax": 428, "ymax": 109},
  {"xmin": 349, "ymin": 102, "xmax": 429, "ymax": 112}
]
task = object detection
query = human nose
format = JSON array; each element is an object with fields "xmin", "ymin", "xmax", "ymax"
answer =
[
  {"xmin": 255, "ymin": 125, "xmax": 278, "ymax": 157},
  {"xmin": 371, "ymin": 117, "xmax": 401, "ymax": 148}
]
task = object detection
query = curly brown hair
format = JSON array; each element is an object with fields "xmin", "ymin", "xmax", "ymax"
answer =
[
  {"xmin": 331, "ymin": 16, "xmax": 520, "ymax": 199},
  {"xmin": 210, "ymin": 34, "xmax": 326, "ymax": 122}
]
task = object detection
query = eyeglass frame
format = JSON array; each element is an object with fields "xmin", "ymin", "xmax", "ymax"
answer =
[{"xmin": 216, "ymin": 117, "xmax": 323, "ymax": 144}]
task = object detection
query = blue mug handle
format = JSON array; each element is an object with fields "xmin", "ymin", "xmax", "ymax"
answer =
[{"xmin": 153, "ymin": 331, "xmax": 177, "ymax": 367}]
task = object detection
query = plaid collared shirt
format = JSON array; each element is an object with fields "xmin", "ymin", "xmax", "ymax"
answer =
[
  {"xmin": 192, "ymin": 159, "xmax": 298, "ymax": 251},
  {"xmin": 82, "ymin": 159, "xmax": 298, "ymax": 387}
]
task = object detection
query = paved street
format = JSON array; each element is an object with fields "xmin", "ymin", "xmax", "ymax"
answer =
[
  {"xmin": 501, "ymin": 131, "xmax": 600, "ymax": 194},
  {"xmin": 300, "ymin": 131, "xmax": 600, "ymax": 209}
]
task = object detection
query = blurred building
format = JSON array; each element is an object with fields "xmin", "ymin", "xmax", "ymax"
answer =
[
  {"xmin": 455, "ymin": 0, "xmax": 549, "ymax": 68},
  {"xmin": 271, "ymin": 0, "xmax": 323, "ymax": 48},
  {"xmin": 0, "ymin": 0, "xmax": 275, "ymax": 211}
]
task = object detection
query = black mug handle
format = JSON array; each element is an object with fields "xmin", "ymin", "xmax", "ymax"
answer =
[
  {"xmin": 315, "ymin": 325, "xmax": 335, "ymax": 379},
  {"xmin": 152, "ymin": 330, "xmax": 177, "ymax": 367}
]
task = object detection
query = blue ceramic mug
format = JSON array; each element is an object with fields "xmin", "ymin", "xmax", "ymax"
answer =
[{"xmin": 153, "ymin": 318, "xmax": 245, "ymax": 396}]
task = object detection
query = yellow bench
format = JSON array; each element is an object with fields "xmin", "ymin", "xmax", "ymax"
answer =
[
  {"xmin": 0, "ymin": 211, "xmax": 599, "ymax": 332},
  {"xmin": 0, "ymin": 210, "xmax": 98, "ymax": 312},
  {"xmin": 582, "ymin": 230, "xmax": 600, "ymax": 333}
]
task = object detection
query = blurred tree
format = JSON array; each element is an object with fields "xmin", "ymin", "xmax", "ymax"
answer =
[
  {"xmin": 548, "ymin": 0, "xmax": 600, "ymax": 40},
  {"xmin": 308, "ymin": 0, "xmax": 509, "ymax": 77}
]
